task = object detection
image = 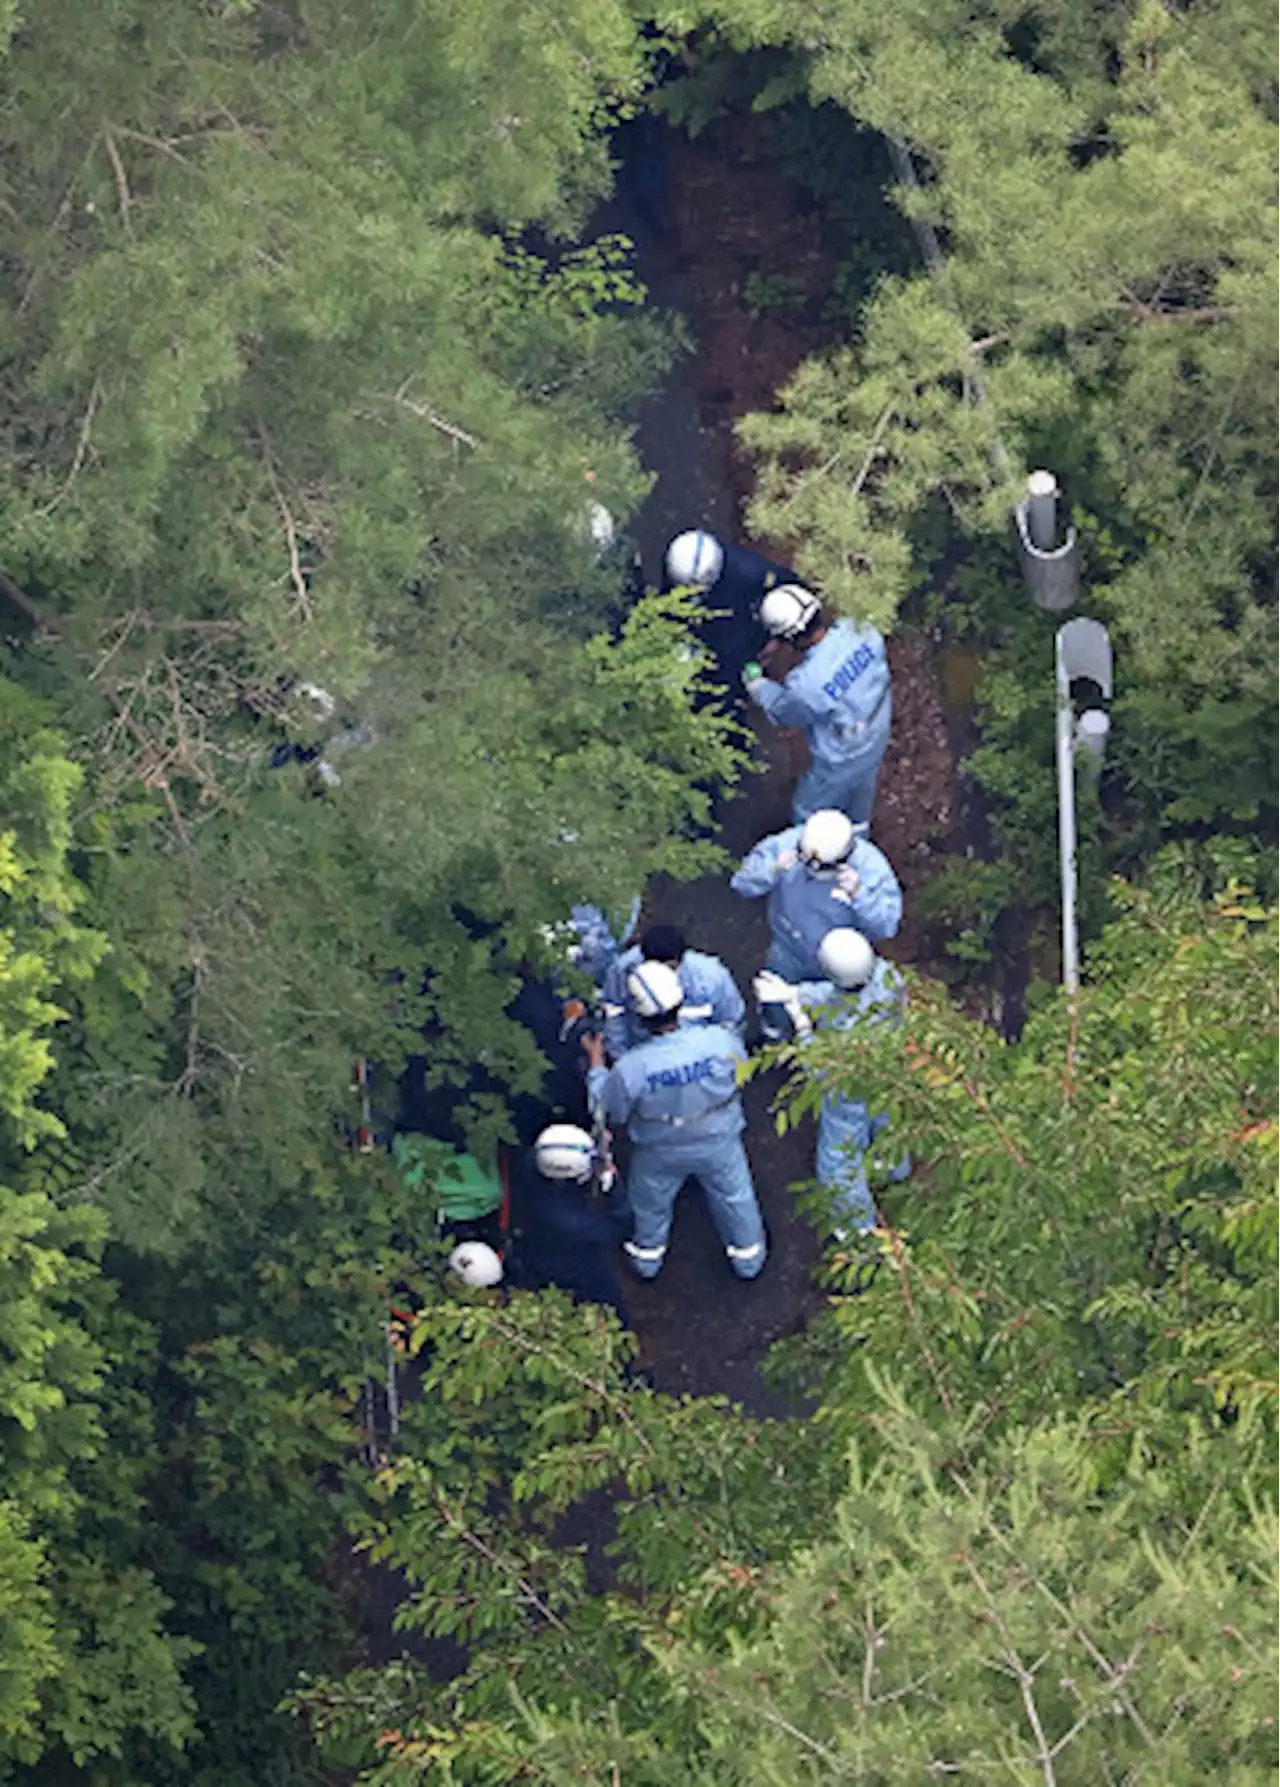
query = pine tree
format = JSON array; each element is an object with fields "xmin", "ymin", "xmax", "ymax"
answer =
[
  {"xmin": 0, "ymin": 1, "xmax": 745, "ymax": 1252},
  {"xmin": 706, "ymin": 0, "xmax": 1277, "ymax": 831}
]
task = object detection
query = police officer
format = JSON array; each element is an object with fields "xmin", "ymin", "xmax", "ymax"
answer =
[
  {"xmin": 742, "ymin": 584, "xmax": 892, "ymax": 826},
  {"xmin": 753, "ymin": 929, "xmax": 910, "ymax": 1246},
  {"xmin": 516, "ymin": 896, "xmax": 643, "ymax": 1126},
  {"xmin": 601, "ymin": 923, "xmax": 744, "ymax": 1062},
  {"xmin": 665, "ymin": 528, "xmax": 798, "ymax": 695},
  {"xmin": 732, "ymin": 810, "xmax": 901, "ymax": 1043},
  {"xmin": 500, "ymin": 1124, "xmax": 632, "ymax": 1321},
  {"xmin": 583, "ymin": 962, "xmax": 766, "ymax": 1283}
]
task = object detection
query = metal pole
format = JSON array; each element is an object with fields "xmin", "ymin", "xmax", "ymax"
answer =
[
  {"xmin": 1054, "ymin": 621, "xmax": 1112, "ymax": 995},
  {"xmin": 1056, "ymin": 695, "xmax": 1079, "ymax": 995},
  {"xmin": 1026, "ymin": 470, "xmax": 1058, "ymax": 550}
]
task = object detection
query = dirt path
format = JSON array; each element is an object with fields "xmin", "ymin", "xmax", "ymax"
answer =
[{"xmin": 593, "ymin": 118, "xmax": 969, "ymax": 1413}]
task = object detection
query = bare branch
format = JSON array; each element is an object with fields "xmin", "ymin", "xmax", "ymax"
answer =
[
  {"xmin": 1117, "ymin": 284, "xmax": 1233, "ymax": 325},
  {"xmin": 116, "ymin": 126, "xmax": 188, "ymax": 163},
  {"xmin": 31, "ymin": 379, "xmax": 104, "ymax": 521},
  {"xmin": 101, "ymin": 131, "xmax": 133, "ymax": 231},
  {"xmin": 962, "ymin": 1553, "xmax": 1058, "ymax": 1787},
  {"xmin": 257, "ymin": 427, "xmax": 313, "ymax": 618},
  {"xmin": 431, "ymin": 1493, "xmax": 571, "ymax": 1634},
  {"xmin": 378, "ymin": 378, "xmax": 481, "ymax": 449},
  {"xmin": 949, "ymin": 1482, "xmax": 1159, "ymax": 1753},
  {"xmin": 88, "ymin": 609, "xmax": 141, "ymax": 683},
  {"xmin": 848, "ymin": 402, "xmax": 898, "ymax": 504},
  {"xmin": 713, "ymin": 1686, "xmax": 841, "ymax": 1765}
]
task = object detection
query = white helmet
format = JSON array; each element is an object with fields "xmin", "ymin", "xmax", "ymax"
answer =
[
  {"xmin": 665, "ymin": 529, "xmax": 724, "ymax": 589},
  {"xmin": 626, "ymin": 960, "xmax": 684, "ymax": 1019},
  {"xmin": 800, "ymin": 809, "xmax": 856, "ymax": 867},
  {"xmin": 534, "ymin": 1123, "xmax": 596, "ymax": 1181},
  {"xmin": 449, "ymin": 1241, "xmax": 504, "ymax": 1288},
  {"xmin": 759, "ymin": 583, "xmax": 820, "ymax": 640},
  {"xmin": 817, "ymin": 927, "xmax": 875, "ymax": 989}
]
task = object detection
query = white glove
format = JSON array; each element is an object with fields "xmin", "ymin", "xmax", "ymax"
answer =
[
  {"xmin": 753, "ymin": 970, "xmax": 795, "ymax": 1006},
  {"xmin": 835, "ymin": 864, "xmax": 862, "ymax": 897},
  {"xmin": 754, "ymin": 972, "xmax": 812, "ymax": 1034},
  {"xmin": 773, "ymin": 849, "xmax": 799, "ymax": 876}
]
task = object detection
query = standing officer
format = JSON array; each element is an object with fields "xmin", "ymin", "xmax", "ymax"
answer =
[
  {"xmin": 665, "ymin": 528, "xmax": 797, "ymax": 696},
  {"xmin": 753, "ymin": 929, "xmax": 909, "ymax": 1245},
  {"xmin": 583, "ymin": 962, "xmax": 766, "ymax": 1283},
  {"xmin": 601, "ymin": 922, "xmax": 744, "ymax": 1061},
  {"xmin": 742, "ymin": 585, "xmax": 892, "ymax": 825},
  {"xmin": 732, "ymin": 810, "xmax": 902, "ymax": 1042}
]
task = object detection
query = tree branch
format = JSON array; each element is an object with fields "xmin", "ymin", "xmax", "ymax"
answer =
[
  {"xmin": 32, "ymin": 379, "xmax": 104, "ymax": 520},
  {"xmin": 950, "ymin": 1484, "xmax": 1158, "ymax": 1751},
  {"xmin": 431, "ymin": 1493, "xmax": 571, "ymax": 1634},
  {"xmin": 101, "ymin": 131, "xmax": 133, "ymax": 230},
  {"xmin": 380, "ymin": 379, "xmax": 481, "ymax": 448},
  {"xmin": 847, "ymin": 401, "xmax": 898, "ymax": 504},
  {"xmin": 862, "ymin": 1595, "xmax": 879, "ymax": 1706},
  {"xmin": 116, "ymin": 126, "xmax": 188, "ymax": 163},
  {"xmin": 1117, "ymin": 284, "xmax": 1232, "ymax": 325},
  {"xmin": 0, "ymin": 566, "xmax": 54, "ymax": 630},
  {"xmin": 884, "ymin": 1223, "xmax": 956, "ymax": 1419},
  {"xmin": 257, "ymin": 427, "xmax": 313, "ymax": 618},
  {"xmin": 962, "ymin": 1553, "xmax": 1058, "ymax": 1786}
]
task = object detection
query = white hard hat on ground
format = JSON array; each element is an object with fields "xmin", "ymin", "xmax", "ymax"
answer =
[
  {"xmin": 666, "ymin": 529, "xmax": 725, "ymax": 589},
  {"xmin": 817, "ymin": 927, "xmax": 875, "ymax": 989},
  {"xmin": 534, "ymin": 1124, "xmax": 597, "ymax": 1181},
  {"xmin": 626, "ymin": 960, "xmax": 685, "ymax": 1019},
  {"xmin": 800, "ymin": 809, "xmax": 856, "ymax": 867},
  {"xmin": 449, "ymin": 1241, "xmax": 504, "ymax": 1288},
  {"xmin": 759, "ymin": 583, "xmax": 820, "ymax": 639}
]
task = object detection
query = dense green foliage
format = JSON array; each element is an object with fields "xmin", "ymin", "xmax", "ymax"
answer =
[
  {"xmin": 709, "ymin": 0, "xmax": 1276, "ymax": 929},
  {"xmin": 0, "ymin": 0, "xmax": 1273, "ymax": 1781},
  {"xmin": 291, "ymin": 867, "xmax": 1277, "ymax": 1781},
  {"xmin": 0, "ymin": 3, "xmax": 747, "ymax": 1776}
]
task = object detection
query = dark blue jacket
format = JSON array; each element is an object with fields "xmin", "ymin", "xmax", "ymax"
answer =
[
  {"xmin": 670, "ymin": 541, "xmax": 797, "ymax": 698},
  {"xmin": 505, "ymin": 1150, "xmax": 630, "ymax": 1321}
]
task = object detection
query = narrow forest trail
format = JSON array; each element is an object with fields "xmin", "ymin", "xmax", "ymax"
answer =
[{"xmin": 592, "ymin": 118, "xmax": 972, "ymax": 1413}]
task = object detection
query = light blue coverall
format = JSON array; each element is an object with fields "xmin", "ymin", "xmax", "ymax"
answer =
[
  {"xmin": 587, "ymin": 1023, "xmax": 766, "ymax": 1280},
  {"xmin": 748, "ymin": 617, "xmax": 892, "ymax": 825},
  {"xmin": 568, "ymin": 899, "xmax": 642, "ymax": 985},
  {"xmin": 792, "ymin": 957, "xmax": 909, "ymax": 1237},
  {"xmin": 730, "ymin": 825, "xmax": 902, "ymax": 978},
  {"xmin": 600, "ymin": 945, "xmax": 745, "ymax": 1061}
]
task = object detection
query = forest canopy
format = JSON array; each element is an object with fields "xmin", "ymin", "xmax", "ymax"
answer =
[{"xmin": 0, "ymin": 0, "xmax": 1273, "ymax": 1782}]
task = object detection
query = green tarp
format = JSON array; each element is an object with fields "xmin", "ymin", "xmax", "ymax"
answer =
[{"xmin": 391, "ymin": 1132, "xmax": 503, "ymax": 1222}]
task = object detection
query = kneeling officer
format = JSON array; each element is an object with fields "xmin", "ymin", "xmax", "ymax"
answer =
[{"xmin": 583, "ymin": 962, "xmax": 766, "ymax": 1283}]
